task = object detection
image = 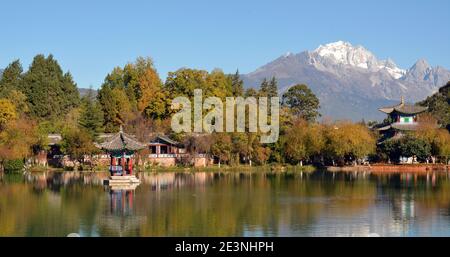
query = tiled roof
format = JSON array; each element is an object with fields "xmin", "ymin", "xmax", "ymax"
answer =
[
  {"xmin": 378, "ymin": 103, "xmax": 404, "ymax": 114},
  {"xmin": 391, "ymin": 123, "xmax": 420, "ymax": 131},
  {"xmin": 149, "ymin": 135, "xmax": 182, "ymax": 146},
  {"xmin": 96, "ymin": 128, "xmax": 146, "ymax": 151},
  {"xmin": 376, "ymin": 125, "xmax": 392, "ymax": 131},
  {"xmin": 393, "ymin": 105, "xmax": 427, "ymax": 115}
]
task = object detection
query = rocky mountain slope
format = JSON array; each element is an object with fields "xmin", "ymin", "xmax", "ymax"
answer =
[{"xmin": 242, "ymin": 41, "xmax": 450, "ymax": 121}]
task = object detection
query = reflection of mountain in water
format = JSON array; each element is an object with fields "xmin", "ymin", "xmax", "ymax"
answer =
[{"xmin": 3, "ymin": 170, "xmax": 450, "ymax": 236}]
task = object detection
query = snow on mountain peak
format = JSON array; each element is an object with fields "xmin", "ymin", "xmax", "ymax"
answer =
[
  {"xmin": 312, "ymin": 41, "xmax": 406, "ymax": 79},
  {"xmin": 313, "ymin": 41, "xmax": 375, "ymax": 68},
  {"xmin": 284, "ymin": 51, "xmax": 294, "ymax": 57}
]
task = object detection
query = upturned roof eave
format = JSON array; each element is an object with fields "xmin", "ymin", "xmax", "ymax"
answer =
[{"xmin": 96, "ymin": 131, "xmax": 146, "ymax": 151}]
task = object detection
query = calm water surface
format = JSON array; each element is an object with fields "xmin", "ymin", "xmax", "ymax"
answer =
[{"xmin": 1, "ymin": 170, "xmax": 450, "ymax": 237}]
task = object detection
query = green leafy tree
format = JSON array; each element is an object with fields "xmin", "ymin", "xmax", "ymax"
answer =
[
  {"xmin": 245, "ymin": 88, "xmax": 258, "ymax": 97},
  {"xmin": 61, "ymin": 128, "xmax": 98, "ymax": 169},
  {"xmin": 98, "ymin": 85, "xmax": 133, "ymax": 132},
  {"xmin": 230, "ymin": 70, "xmax": 244, "ymax": 96},
  {"xmin": 258, "ymin": 77, "xmax": 278, "ymax": 97},
  {"xmin": 5, "ymin": 90, "xmax": 29, "ymax": 115},
  {"xmin": 165, "ymin": 68, "xmax": 209, "ymax": 98},
  {"xmin": 418, "ymin": 81, "xmax": 450, "ymax": 131},
  {"xmin": 324, "ymin": 122, "xmax": 376, "ymax": 165},
  {"xmin": 165, "ymin": 68, "xmax": 232, "ymax": 100},
  {"xmin": 282, "ymin": 84, "xmax": 321, "ymax": 122},
  {"xmin": 0, "ymin": 60, "xmax": 23, "ymax": 97},
  {"xmin": 211, "ymin": 133, "xmax": 232, "ymax": 167},
  {"xmin": 267, "ymin": 76, "xmax": 279, "ymax": 97},
  {"xmin": 381, "ymin": 134, "xmax": 431, "ymax": 163},
  {"xmin": 22, "ymin": 54, "xmax": 80, "ymax": 119},
  {"xmin": 99, "ymin": 57, "xmax": 169, "ymax": 121},
  {"xmin": 399, "ymin": 135, "xmax": 431, "ymax": 162},
  {"xmin": 206, "ymin": 69, "xmax": 233, "ymax": 99},
  {"xmin": 79, "ymin": 88, "xmax": 104, "ymax": 137},
  {"xmin": 0, "ymin": 99, "xmax": 17, "ymax": 129}
]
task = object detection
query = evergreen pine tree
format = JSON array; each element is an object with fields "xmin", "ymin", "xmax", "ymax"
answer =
[
  {"xmin": 22, "ymin": 54, "xmax": 80, "ymax": 119},
  {"xmin": 79, "ymin": 87, "xmax": 104, "ymax": 137},
  {"xmin": 259, "ymin": 78, "xmax": 269, "ymax": 97},
  {"xmin": 268, "ymin": 76, "xmax": 278, "ymax": 97},
  {"xmin": 230, "ymin": 69, "xmax": 244, "ymax": 96},
  {"xmin": 0, "ymin": 60, "xmax": 23, "ymax": 97}
]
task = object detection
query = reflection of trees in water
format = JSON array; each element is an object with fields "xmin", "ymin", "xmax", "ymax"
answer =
[
  {"xmin": 139, "ymin": 172, "xmax": 222, "ymax": 191},
  {"xmin": 0, "ymin": 179, "xmax": 105, "ymax": 236},
  {"xmin": 23, "ymin": 171, "xmax": 107, "ymax": 193},
  {"xmin": 371, "ymin": 172, "xmax": 450, "ymax": 236},
  {"xmin": 128, "ymin": 172, "xmax": 379, "ymax": 236},
  {"xmin": 1, "ymin": 171, "xmax": 450, "ymax": 236}
]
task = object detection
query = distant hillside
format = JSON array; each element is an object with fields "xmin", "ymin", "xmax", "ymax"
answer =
[
  {"xmin": 78, "ymin": 87, "xmax": 98, "ymax": 98},
  {"xmin": 0, "ymin": 69, "xmax": 3, "ymax": 78},
  {"xmin": 418, "ymin": 82, "xmax": 450, "ymax": 130}
]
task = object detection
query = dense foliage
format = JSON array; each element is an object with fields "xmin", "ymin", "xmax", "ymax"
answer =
[
  {"xmin": 0, "ymin": 54, "xmax": 449, "ymax": 170},
  {"xmin": 418, "ymin": 82, "xmax": 450, "ymax": 131}
]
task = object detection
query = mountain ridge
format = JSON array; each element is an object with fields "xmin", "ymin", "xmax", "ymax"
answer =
[{"xmin": 242, "ymin": 41, "xmax": 450, "ymax": 121}]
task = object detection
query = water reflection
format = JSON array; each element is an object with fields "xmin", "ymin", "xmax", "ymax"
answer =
[{"xmin": 0, "ymin": 170, "xmax": 450, "ymax": 236}]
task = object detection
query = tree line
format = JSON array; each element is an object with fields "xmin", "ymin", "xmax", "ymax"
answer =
[{"xmin": 0, "ymin": 54, "xmax": 449, "ymax": 171}]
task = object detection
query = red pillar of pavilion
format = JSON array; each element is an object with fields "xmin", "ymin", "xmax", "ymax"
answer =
[
  {"xmin": 121, "ymin": 153, "xmax": 126, "ymax": 176},
  {"xmin": 128, "ymin": 158, "xmax": 133, "ymax": 175}
]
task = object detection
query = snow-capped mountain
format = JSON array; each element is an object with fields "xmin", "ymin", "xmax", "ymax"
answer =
[
  {"xmin": 242, "ymin": 41, "xmax": 450, "ymax": 121},
  {"xmin": 312, "ymin": 41, "xmax": 406, "ymax": 79}
]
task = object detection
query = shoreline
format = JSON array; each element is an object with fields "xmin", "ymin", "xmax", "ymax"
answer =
[
  {"xmin": 327, "ymin": 164, "xmax": 450, "ymax": 173},
  {"xmin": 20, "ymin": 163, "xmax": 450, "ymax": 174}
]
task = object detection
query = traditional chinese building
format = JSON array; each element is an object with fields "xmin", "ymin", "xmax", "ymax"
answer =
[
  {"xmin": 146, "ymin": 135, "xmax": 212, "ymax": 167},
  {"xmin": 96, "ymin": 127, "xmax": 146, "ymax": 177},
  {"xmin": 149, "ymin": 135, "xmax": 185, "ymax": 155},
  {"xmin": 43, "ymin": 130, "xmax": 212, "ymax": 169},
  {"xmin": 376, "ymin": 96, "xmax": 428, "ymax": 141}
]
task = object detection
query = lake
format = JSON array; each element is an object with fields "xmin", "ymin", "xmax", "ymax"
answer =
[{"xmin": 1, "ymin": 170, "xmax": 450, "ymax": 237}]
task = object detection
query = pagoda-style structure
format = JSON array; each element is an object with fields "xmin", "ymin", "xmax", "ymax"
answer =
[
  {"xmin": 376, "ymin": 96, "xmax": 428, "ymax": 141},
  {"xmin": 97, "ymin": 127, "xmax": 146, "ymax": 184}
]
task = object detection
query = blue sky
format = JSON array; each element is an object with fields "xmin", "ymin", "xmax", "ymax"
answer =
[{"xmin": 1, "ymin": 0, "xmax": 449, "ymax": 88}]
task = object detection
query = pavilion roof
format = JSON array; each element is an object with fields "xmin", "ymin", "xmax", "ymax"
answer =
[
  {"xmin": 378, "ymin": 102, "xmax": 404, "ymax": 114},
  {"xmin": 393, "ymin": 105, "xmax": 428, "ymax": 115},
  {"xmin": 376, "ymin": 125, "xmax": 392, "ymax": 131},
  {"xmin": 378, "ymin": 96, "xmax": 428, "ymax": 115},
  {"xmin": 391, "ymin": 123, "xmax": 420, "ymax": 131},
  {"xmin": 96, "ymin": 127, "xmax": 147, "ymax": 151}
]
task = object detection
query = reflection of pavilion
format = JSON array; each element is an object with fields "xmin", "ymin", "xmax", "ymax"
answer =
[
  {"xmin": 391, "ymin": 193, "xmax": 415, "ymax": 220},
  {"xmin": 108, "ymin": 184, "xmax": 139, "ymax": 215},
  {"xmin": 98, "ymin": 184, "xmax": 144, "ymax": 236}
]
